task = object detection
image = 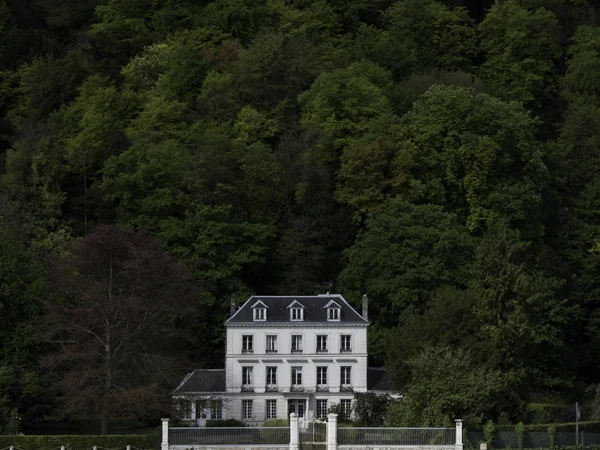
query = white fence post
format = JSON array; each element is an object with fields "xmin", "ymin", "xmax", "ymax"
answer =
[
  {"xmin": 327, "ymin": 413, "xmax": 338, "ymax": 450},
  {"xmin": 455, "ymin": 419, "xmax": 464, "ymax": 450},
  {"xmin": 9, "ymin": 446, "xmax": 14, "ymax": 450},
  {"xmin": 161, "ymin": 417, "xmax": 170, "ymax": 450},
  {"xmin": 127, "ymin": 445, "xmax": 132, "ymax": 450},
  {"xmin": 93, "ymin": 446, "xmax": 98, "ymax": 450},
  {"xmin": 60, "ymin": 446, "xmax": 66, "ymax": 450},
  {"xmin": 290, "ymin": 413, "xmax": 299, "ymax": 450}
]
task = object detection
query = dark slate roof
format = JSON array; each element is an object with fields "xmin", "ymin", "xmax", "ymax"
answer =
[
  {"xmin": 172, "ymin": 369, "xmax": 226, "ymax": 394},
  {"xmin": 226, "ymin": 295, "xmax": 368, "ymax": 325},
  {"xmin": 367, "ymin": 367, "xmax": 390, "ymax": 391}
]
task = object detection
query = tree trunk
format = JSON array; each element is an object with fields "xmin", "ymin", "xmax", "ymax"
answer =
[{"xmin": 100, "ymin": 396, "xmax": 109, "ymax": 435}]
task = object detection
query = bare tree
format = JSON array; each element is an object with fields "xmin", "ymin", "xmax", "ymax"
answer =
[{"xmin": 42, "ymin": 225, "xmax": 203, "ymax": 434}]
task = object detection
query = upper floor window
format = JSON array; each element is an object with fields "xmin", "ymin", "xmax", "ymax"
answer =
[
  {"xmin": 341, "ymin": 335, "xmax": 351, "ymax": 352},
  {"xmin": 242, "ymin": 366, "xmax": 253, "ymax": 390},
  {"xmin": 242, "ymin": 335, "xmax": 253, "ymax": 353},
  {"xmin": 288, "ymin": 300, "xmax": 304, "ymax": 321},
  {"xmin": 266, "ymin": 335, "xmax": 278, "ymax": 353},
  {"xmin": 341, "ymin": 366, "xmax": 351, "ymax": 386},
  {"xmin": 291, "ymin": 367, "xmax": 303, "ymax": 386},
  {"xmin": 266, "ymin": 367, "xmax": 277, "ymax": 387},
  {"xmin": 291, "ymin": 335, "xmax": 303, "ymax": 353},
  {"xmin": 251, "ymin": 300, "xmax": 268, "ymax": 322},
  {"xmin": 324, "ymin": 300, "xmax": 341, "ymax": 322},
  {"xmin": 316, "ymin": 335, "xmax": 328, "ymax": 353},
  {"xmin": 316, "ymin": 366, "xmax": 328, "ymax": 387}
]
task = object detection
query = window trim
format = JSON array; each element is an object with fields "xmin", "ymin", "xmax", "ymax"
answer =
[
  {"xmin": 266, "ymin": 366, "xmax": 277, "ymax": 387},
  {"xmin": 327, "ymin": 307, "xmax": 340, "ymax": 321},
  {"xmin": 242, "ymin": 399, "xmax": 253, "ymax": 420},
  {"xmin": 316, "ymin": 334, "xmax": 328, "ymax": 353},
  {"xmin": 340, "ymin": 335, "xmax": 352, "ymax": 353},
  {"xmin": 341, "ymin": 366, "xmax": 351, "ymax": 386},
  {"xmin": 316, "ymin": 399, "xmax": 328, "ymax": 419},
  {"xmin": 266, "ymin": 334, "xmax": 278, "ymax": 353},
  {"xmin": 291, "ymin": 334, "xmax": 303, "ymax": 353},
  {"xmin": 242, "ymin": 334, "xmax": 254, "ymax": 354},
  {"xmin": 266, "ymin": 399, "xmax": 277, "ymax": 420},
  {"xmin": 253, "ymin": 307, "xmax": 266, "ymax": 321},
  {"xmin": 242, "ymin": 366, "xmax": 253, "ymax": 388},
  {"xmin": 291, "ymin": 366, "xmax": 303, "ymax": 387}
]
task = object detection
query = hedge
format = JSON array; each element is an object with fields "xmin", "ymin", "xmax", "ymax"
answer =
[
  {"xmin": 0, "ymin": 434, "xmax": 157, "ymax": 450},
  {"xmin": 497, "ymin": 422, "xmax": 600, "ymax": 433}
]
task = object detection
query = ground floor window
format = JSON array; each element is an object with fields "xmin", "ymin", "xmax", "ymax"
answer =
[
  {"xmin": 316, "ymin": 399, "xmax": 328, "ymax": 419},
  {"xmin": 242, "ymin": 399, "xmax": 253, "ymax": 420},
  {"xmin": 176, "ymin": 399, "xmax": 191, "ymax": 420},
  {"xmin": 211, "ymin": 399, "xmax": 223, "ymax": 419},
  {"xmin": 266, "ymin": 399, "xmax": 277, "ymax": 419},
  {"xmin": 340, "ymin": 399, "xmax": 352, "ymax": 419}
]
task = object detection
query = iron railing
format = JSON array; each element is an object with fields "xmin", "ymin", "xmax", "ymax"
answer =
[
  {"xmin": 169, "ymin": 427, "xmax": 289, "ymax": 447},
  {"xmin": 338, "ymin": 427, "xmax": 455, "ymax": 446}
]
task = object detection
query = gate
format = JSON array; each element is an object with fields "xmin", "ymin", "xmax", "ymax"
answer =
[{"xmin": 300, "ymin": 421, "xmax": 326, "ymax": 450}]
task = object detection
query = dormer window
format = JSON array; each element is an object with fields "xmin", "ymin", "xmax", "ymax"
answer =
[
  {"xmin": 291, "ymin": 308, "xmax": 303, "ymax": 321},
  {"xmin": 254, "ymin": 308, "xmax": 266, "ymax": 321},
  {"xmin": 287, "ymin": 300, "xmax": 305, "ymax": 321},
  {"xmin": 324, "ymin": 300, "xmax": 341, "ymax": 322},
  {"xmin": 251, "ymin": 300, "xmax": 268, "ymax": 322}
]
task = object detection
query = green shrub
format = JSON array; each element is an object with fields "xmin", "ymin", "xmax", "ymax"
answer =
[
  {"xmin": 515, "ymin": 422, "xmax": 525, "ymax": 449},
  {"xmin": 205, "ymin": 418, "xmax": 246, "ymax": 427},
  {"xmin": 548, "ymin": 424, "xmax": 556, "ymax": 449},
  {"xmin": 337, "ymin": 422, "xmax": 357, "ymax": 445},
  {"xmin": 498, "ymin": 421, "xmax": 600, "ymax": 433},
  {"xmin": 0, "ymin": 434, "xmax": 156, "ymax": 450},
  {"xmin": 259, "ymin": 419, "xmax": 289, "ymax": 444},
  {"xmin": 484, "ymin": 420, "xmax": 496, "ymax": 450},
  {"xmin": 526, "ymin": 404, "xmax": 566, "ymax": 424}
]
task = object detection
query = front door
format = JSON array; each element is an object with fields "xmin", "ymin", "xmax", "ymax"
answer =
[{"xmin": 288, "ymin": 399, "xmax": 306, "ymax": 418}]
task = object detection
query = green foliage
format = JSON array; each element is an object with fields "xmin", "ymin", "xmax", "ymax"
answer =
[
  {"xmin": 484, "ymin": 420, "xmax": 497, "ymax": 449},
  {"xmin": 478, "ymin": 0, "xmax": 561, "ymax": 106},
  {"xmin": 387, "ymin": 347, "xmax": 508, "ymax": 427},
  {"xmin": 354, "ymin": 392, "xmax": 393, "ymax": 426},
  {"xmin": 548, "ymin": 424, "xmax": 556, "ymax": 448},
  {"xmin": 206, "ymin": 418, "xmax": 247, "ymax": 427},
  {"xmin": 515, "ymin": 421, "xmax": 526, "ymax": 449},
  {"xmin": 0, "ymin": 434, "xmax": 157, "ymax": 450}
]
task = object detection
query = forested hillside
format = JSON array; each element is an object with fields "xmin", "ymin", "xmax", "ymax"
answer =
[{"xmin": 2, "ymin": 0, "xmax": 600, "ymax": 430}]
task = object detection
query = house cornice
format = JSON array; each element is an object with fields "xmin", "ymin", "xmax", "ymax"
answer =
[{"xmin": 225, "ymin": 323, "xmax": 369, "ymax": 328}]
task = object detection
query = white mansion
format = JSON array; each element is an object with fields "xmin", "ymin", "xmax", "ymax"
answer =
[{"xmin": 172, "ymin": 294, "xmax": 390, "ymax": 426}]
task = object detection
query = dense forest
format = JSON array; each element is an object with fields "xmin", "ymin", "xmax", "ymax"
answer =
[{"xmin": 2, "ymin": 0, "xmax": 600, "ymax": 432}]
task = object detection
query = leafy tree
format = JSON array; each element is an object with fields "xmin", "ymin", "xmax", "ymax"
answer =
[
  {"xmin": 354, "ymin": 0, "xmax": 476, "ymax": 79},
  {"xmin": 478, "ymin": 0, "xmax": 561, "ymax": 107},
  {"xmin": 43, "ymin": 225, "xmax": 204, "ymax": 434},
  {"xmin": 386, "ymin": 346, "xmax": 509, "ymax": 427},
  {"xmin": 340, "ymin": 199, "xmax": 473, "ymax": 361}
]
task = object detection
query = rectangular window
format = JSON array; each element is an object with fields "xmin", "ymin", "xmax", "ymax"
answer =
[
  {"xmin": 266, "ymin": 399, "xmax": 277, "ymax": 419},
  {"xmin": 316, "ymin": 366, "xmax": 328, "ymax": 386},
  {"xmin": 266, "ymin": 335, "xmax": 278, "ymax": 353},
  {"xmin": 316, "ymin": 335, "xmax": 328, "ymax": 352},
  {"xmin": 243, "ymin": 400, "xmax": 253, "ymax": 420},
  {"xmin": 211, "ymin": 399, "xmax": 223, "ymax": 420},
  {"xmin": 316, "ymin": 399, "xmax": 328, "ymax": 419},
  {"xmin": 327, "ymin": 307, "xmax": 340, "ymax": 321},
  {"xmin": 291, "ymin": 335, "xmax": 303, "ymax": 353},
  {"xmin": 266, "ymin": 367, "xmax": 277, "ymax": 386},
  {"xmin": 291, "ymin": 308, "xmax": 303, "ymax": 321},
  {"xmin": 253, "ymin": 308, "xmax": 266, "ymax": 321},
  {"xmin": 242, "ymin": 335, "xmax": 253, "ymax": 353},
  {"xmin": 291, "ymin": 367, "xmax": 303, "ymax": 386},
  {"xmin": 242, "ymin": 366, "xmax": 253, "ymax": 387},
  {"xmin": 341, "ymin": 366, "xmax": 351, "ymax": 386},
  {"xmin": 341, "ymin": 399, "xmax": 352, "ymax": 419},
  {"xmin": 340, "ymin": 335, "xmax": 351, "ymax": 352},
  {"xmin": 177, "ymin": 399, "xmax": 191, "ymax": 420}
]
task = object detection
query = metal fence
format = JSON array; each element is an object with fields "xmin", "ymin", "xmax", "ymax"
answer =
[
  {"xmin": 338, "ymin": 428, "xmax": 456, "ymax": 446},
  {"xmin": 466, "ymin": 431, "xmax": 600, "ymax": 448},
  {"xmin": 169, "ymin": 427, "xmax": 289, "ymax": 447}
]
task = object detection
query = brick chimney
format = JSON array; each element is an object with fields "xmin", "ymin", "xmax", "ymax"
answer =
[{"xmin": 362, "ymin": 294, "xmax": 368, "ymax": 320}]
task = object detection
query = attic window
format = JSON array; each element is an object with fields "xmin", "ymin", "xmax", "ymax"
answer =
[
  {"xmin": 291, "ymin": 307, "xmax": 303, "ymax": 321},
  {"xmin": 254, "ymin": 308, "xmax": 266, "ymax": 321},
  {"xmin": 288, "ymin": 300, "xmax": 305, "ymax": 321},
  {"xmin": 251, "ymin": 300, "xmax": 268, "ymax": 322},
  {"xmin": 327, "ymin": 307, "xmax": 340, "ymax": 321}
]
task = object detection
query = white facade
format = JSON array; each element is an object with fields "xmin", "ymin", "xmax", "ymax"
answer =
[{"xmin": 173, "ymin": 294, "xmax": 370, "ymax": 425}]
